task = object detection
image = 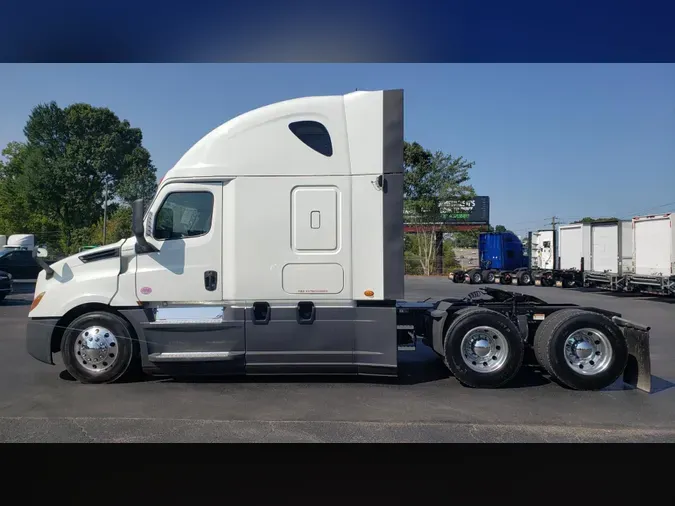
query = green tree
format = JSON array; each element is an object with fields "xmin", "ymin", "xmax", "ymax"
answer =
[
  {"xmin": 575, "ymin": 216, "xmax": 619, "ymax": 223},
  {"xmin": 0, "ymin": 142, "xmax": 60, "ymax": 240},
  {"xmin": 1, "ymin": 101, "xmax": 157, "ymax": 254},
  {"xmin": 494, "ymin": 224, "xmax": 507, "ymax": 233},
  {"xmin": 452, "ymin": 230, "xmax": 481, "ymax": 248},
  {"xmin": 89, "ymin": 206, "xmax": 133, "ymax": 245},
  {"xmin": 403, "ymin": 141, "xmax": 475, "ymax": 275}
]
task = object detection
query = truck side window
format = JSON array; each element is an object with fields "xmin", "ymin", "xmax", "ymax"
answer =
[
  {"xmin": 289, "ymin": 121, "xmax": 333, "ymax": 157},
  {"xmin": 153, "ymin": 191, "xmax": 214, "ymax": 241}
]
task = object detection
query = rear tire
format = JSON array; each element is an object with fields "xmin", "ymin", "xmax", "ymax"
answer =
[
  {"xmin": 482, "ymin": 270, "xmax": 495, "ymax": 284},
  {"xmin": 0, "ymin": 294, "xmax": 5, "ymax": 303},
  {"xmin": 469, "ymin": 270, "xmax": 483, "ymax": 284},
  {"xmin": 61, "ymin": 311, "xmax": 140, "ymax": 384},
  {"xmin": 518, "ymin": 271, "xmax": 532, "ymax": 286},
  {"xmin": 533, "ymin": 309, "xmax": 628, "ymax": 391},
  {"xmin": 443, "ymin": 307, "xmax": 524, "ymax": 388}
]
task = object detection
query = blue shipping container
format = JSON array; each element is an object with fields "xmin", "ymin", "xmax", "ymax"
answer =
[{"xmin": 479, "ymin": 232, "xmax": 527, "ymax": 271}]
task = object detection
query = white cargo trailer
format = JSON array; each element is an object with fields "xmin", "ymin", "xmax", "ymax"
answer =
[
  {"xmin": 584, "ymin": 220, "xmax": 633, "ymax": 291},
  {"xmin": 529, "ymin": 230, "xmax": 554, "ymax": 270},
  {"xmin": 557, "ymin": 223, "xmax": 590, "ymax": 271},
  {"xmin": 627, "ymin": 213, "xmax": 675, "ymax": 295},
  {"xmin": 527, "ymin": 223, "xmax": 590, "ymax": 288}
]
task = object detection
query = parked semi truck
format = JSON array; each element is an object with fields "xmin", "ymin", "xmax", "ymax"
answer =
[
  {"xmin": 450, "ymin": 232, "xmax": 531, "ymax": 285},
  {"xmin": 25, "ymin": 89, "xmax": 652, "ymax": 392},
  {"xmin": 450, "ymin": 230, "xmax": 582, "ymax": 287}
]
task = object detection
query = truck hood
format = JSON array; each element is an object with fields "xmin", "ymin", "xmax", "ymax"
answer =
[
  {"xmin": 47, "ymin": 238, "xmax": 128, "ymax": 275},
  {"xmin": 30, "ymin": 237, "xmax": 135, "ymax": 318}
]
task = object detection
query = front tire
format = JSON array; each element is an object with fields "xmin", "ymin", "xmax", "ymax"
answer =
[
  {"xmin": 443, "ymin": 308, "xmax": 524, "ymax": 388},
  {"xmin": 469, "ymin": 270, "xmax": 483, "ymax": 284},
  {"xmin": 61, "ymin": 311, "xmax": 139, "ymax": 384},
  {"xmin": 533, "ymin": 309, "xmax": 628, "ymax": 391}
]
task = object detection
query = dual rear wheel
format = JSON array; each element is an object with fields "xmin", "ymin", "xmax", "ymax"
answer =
[{"xmin": 442, "ymin": 308, "xmax": 628, "ymax": 390}]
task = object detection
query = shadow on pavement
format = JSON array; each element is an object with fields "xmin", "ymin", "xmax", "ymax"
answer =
[
  {"xmin": 57, "ymin": 359, "xmax": 553, "ymax": 389},
  {"xmin": 607, "ymin": 375, "xmax": 675, "ymax": 394}
]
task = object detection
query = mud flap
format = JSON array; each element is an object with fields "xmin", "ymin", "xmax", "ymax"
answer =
[{"xmin": 612, "ymin": 316, "xmax": 652, "ymax": 393}]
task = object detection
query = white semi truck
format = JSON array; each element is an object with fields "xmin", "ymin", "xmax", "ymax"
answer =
[{"xmin": 26, "ymin": 89, "xmax": 652, "ymax": 392}]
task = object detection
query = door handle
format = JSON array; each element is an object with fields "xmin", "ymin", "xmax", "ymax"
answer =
[{"xmin": 204, "ymin": 271, "xmax": 218, "ymax": 291}]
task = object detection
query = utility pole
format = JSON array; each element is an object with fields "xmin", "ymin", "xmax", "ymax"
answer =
[
  {"xmin": 102, "ymin": 175, "xmax": 108, "ymax": 244},
  {"xmin": 550, "ymin": 216, "xmax": 559, "ymax": 270}
]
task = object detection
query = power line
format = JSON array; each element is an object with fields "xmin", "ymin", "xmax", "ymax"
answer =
[{"xmin": 507, "ymin": 200, "xmax": 675, "ymax": 233}]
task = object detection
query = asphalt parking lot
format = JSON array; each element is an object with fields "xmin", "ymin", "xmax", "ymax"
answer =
[{"xmin": 1, "ymin": 278, "xmax": 675, "ymax": 442}]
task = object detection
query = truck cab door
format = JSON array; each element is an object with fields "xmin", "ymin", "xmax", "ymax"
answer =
[
  {"xmin": 134, "ymin": 181, "xmax": 246, "ymax": 375},
  {"xmin": 135, "ymin": 181, "xmax": 223, "ymax": 303}
]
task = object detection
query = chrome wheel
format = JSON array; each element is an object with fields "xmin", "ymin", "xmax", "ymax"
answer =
[
  {"xmin": 563, "ymin": 328, "xmax": 613, "ymax": 375},
  {"xmin": 521, "ymin": 273, "xmax": 531, "ymax": 285},
  {"xmin": 461, "ymin": 326, "xmax": 510, "ymax": 373},
  {"xmin": 74, "ymin": 326, "xmax": 119, "ymax": 374}
]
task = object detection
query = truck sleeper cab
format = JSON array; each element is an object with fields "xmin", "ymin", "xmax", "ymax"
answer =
[{"xmin": 25, "ymin": 89, "xmax": 653, "ymax": 392}]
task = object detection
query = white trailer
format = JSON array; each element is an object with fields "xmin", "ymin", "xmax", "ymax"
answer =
[
  {"xmin": 530, "ymin": 223, "xmax": 588, "ymax": 288},
  {"xmin": 557, "ymin": 223, "xmax": 591, "ymax": 272},
  {"xmin": 23, "ymin": 89, "xmax": 653, "ymax": 392},
  {"xmin": 529, "ymin": 230, "xmax": 554, "ymax": 270},
  {"xmin": 584, "ymin": 220, "xmax": 633, "ymax": 291},
  {"xmin": 627, "ymin": 213, "xmax": 675, "ymax": 296}
]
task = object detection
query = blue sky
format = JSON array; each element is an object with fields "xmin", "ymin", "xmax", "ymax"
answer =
[{"xmin": 1, "ymin": 64, "xmax": 673, "ymax": 236}]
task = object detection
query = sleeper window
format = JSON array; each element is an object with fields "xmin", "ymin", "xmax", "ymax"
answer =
[
  {"xmin": 154, "ymin": 191, "xmax": 214, "ymax": 240},
  {"xmin": 289, "ymin": 121, "xmax": 333, "ymax": 157}
]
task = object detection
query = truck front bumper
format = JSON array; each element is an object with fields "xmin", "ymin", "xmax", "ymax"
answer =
[{"xmin": 26, "ymin": 318, "xmax": 58, "ymax": 365}]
